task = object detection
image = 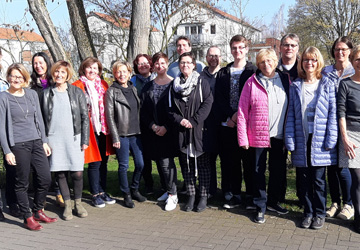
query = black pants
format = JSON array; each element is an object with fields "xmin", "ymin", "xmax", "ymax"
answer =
[
  {"xmin": 350, "ymin": 169, "xmax": 360, "ymax": 220},
  {"xmin": 156, "ymin": 157, "xmax": 177, "ymax": 195},
  {"xmin": 142, "ymin": 156, "xmax": 166, "ymax": 191},
  {"xmin": 219, "ymin": 126, "xmax": 253, "ymax": 196},
  {"xmin": 7, "ymin": 139, "xmax": 51, "ymax": 219},
  {"xmin": 4, "ymin": 160, "xmax": 18, "ymax": 207},
  {"xmin": 253, "ymin": 137, "xmax": 287, "ymax": 213}
]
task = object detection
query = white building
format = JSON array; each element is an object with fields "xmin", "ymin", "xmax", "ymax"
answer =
[
  {"xmin": 166, "ymin": 0, "xmax": 262, "ymax": 63},
  {"xmin": 0, "ymin": 27, "xmax": 48, "ymax": 74},
  {"xmin": 87, "ymin": 12, "xmax": 162, "ymax": 71}
]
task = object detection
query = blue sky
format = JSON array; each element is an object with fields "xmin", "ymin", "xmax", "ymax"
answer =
[{"xmin": 0, "ymin": 0, "xmax": 296, "ymax": 33}]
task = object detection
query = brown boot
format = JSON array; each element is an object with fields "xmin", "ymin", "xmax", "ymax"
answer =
[
  {"xmin": 63, "ymin": 200, "xmax": 73, "ymax": 221},
  {"xmin": 74, "ymin": 199, "xmax": 88, "ymax": 218}
]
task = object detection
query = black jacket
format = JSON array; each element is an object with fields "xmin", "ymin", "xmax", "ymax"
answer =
[
  {"xmin": 214, "ymin": 61, "xmax": 257, "ymax": 123},
  {"xmin": 105, "ymin": 81, "xmax": 141, "ymax": 143},
  {"xmin": 140, "ymin": 81, "xmax": 177, "ymax": 159},
  {"xmin": 40, "ymin": 83, "xmax": 90, "ymax": 146},
  {"xmin": 167, "ymin": 75, "xmax": 213, "ymax": 153}
]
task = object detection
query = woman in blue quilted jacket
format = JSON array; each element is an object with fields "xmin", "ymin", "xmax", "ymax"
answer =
[{"xmin": 285, "ymin": 47, "xmax": 338, "ymax": 230}]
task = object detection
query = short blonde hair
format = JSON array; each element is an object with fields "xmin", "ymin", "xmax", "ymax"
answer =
[
  {"xmin": 256, "ymin": 49, "xmax": 278, "ymax": 70},
  {"xmin": 350, "ymin": 44, "xmax": 360, "ymax": 64},
  {"xmin": 297, "ymin": 46, "xmax": 324, "ymax": 79},
  {"xmin": 112, "ymin": 61, "xmax": 132, "ymax": 78},
  {"xmin": 51, "ymin": 60, "xmax": 73, "ymax": 82},
  {"xmin": 6, "ymin": 63, "xmax": 31, "ymax": 88}
]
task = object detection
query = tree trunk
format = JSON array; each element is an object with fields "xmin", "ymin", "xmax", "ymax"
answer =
[
  {"xmin": 27, "ymin": 0, "xmax": 68, "ymax": 62},
  {"xmin": 127, "ymin": 0, "xmax": 151, "ymax": 62},
  {"xmin": 66, "ymin": 0, "xmax": 97, "ymax": 61}
]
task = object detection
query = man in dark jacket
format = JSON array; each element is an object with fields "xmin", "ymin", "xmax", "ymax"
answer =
[
  {"xmin": 214, "ymin": 35, "xmax": 256, "ymax": 209},
  {"xmin": 200, "ymin": 46, "xmax": 222, "ymax": 198}
]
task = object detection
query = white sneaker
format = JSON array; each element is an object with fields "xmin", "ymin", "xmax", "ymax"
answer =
[
  {"xmin": 337, "ymin": 204, "xmax": 354, "ymax": 220},
  {"xmin": 157, "ymin": 192, "xmax": 169, "ymax": 202},
  {"xmin": 165, "ymin": 194, "xmax": 178, "ymax": 211}
]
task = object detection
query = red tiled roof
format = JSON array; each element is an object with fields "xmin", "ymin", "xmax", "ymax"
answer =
[
  {"xmin": 0, "ymin": 27, "xmax": 45, "ymax": 42},
  {"xmin": 89, "ymin": 12, "xmax": 159, "ymax": 32}
]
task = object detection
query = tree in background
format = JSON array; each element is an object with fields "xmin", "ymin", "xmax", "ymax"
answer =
[
  {"xmin": 287, "ymin": 0, "xmax": 360, "ymax": 61},
  {"xmin": 127, "ymin": 0, "xmax": 150, "ymax": 62}
]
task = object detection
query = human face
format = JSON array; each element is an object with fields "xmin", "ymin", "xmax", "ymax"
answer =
[
  {"xmin": 84, "ymin": 62, "xmax": 99, "ymax": 81},
  {"xmin": 176, "ymin": 39, "xmax": 191, "ymax": 55},
  {"xmin": 53, "ymin": 66, "xmax": 68, "ymax": 85},
  {"xmin": 302, "ymin": 56, "xmax": 318, "ymax": 75},
  {"xmin": 231, "ymin": 41, "xmax": 248, "ymax": 61},
  {"xmin": 153, "ymin": 57, "xmax": 168, "ymax": 75},
  {"xmin": 137, "ymin": 56, "xmax": 151, "ymax": 77},
  {"xmin": 179, "ymin": 56, "xmax": 195, "ymax": 78},
  {"xmin": 351, "ymin": 52, "xmax": 360, "ymax": 73},
  {"xmin": 8, "ymin": 69, "xmax": 25, "ymax": 91},
  {"xmin": 33, "ymin": 56, "xmax": 48, "ymax": 78},
  {"xmin": 115, "ymin": 65, "xmax": 131, "ymax": 85},
  {"xmin": 206, "ymin": 47, "xmax": 221, "ymax": 68},
  {"xmin": 259, "ymin": 57, "xmax": 276, "ymax": 77},
  {"xmin": 280, "ymin": 38, "xmax": 299, "ymax": 61},
  {"xmin": 334, "ymin": 42, "xmax": 351, "ymax": 63}
]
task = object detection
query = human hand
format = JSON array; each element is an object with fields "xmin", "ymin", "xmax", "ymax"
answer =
[
  {"xmin": 113, "ymin": 142, "xmax": 121, "ymax": 149},
  {"xmin": 81, "ymin": 144, "xmax": 88, "ymax": 151},
  {"xmin": 156, "ymin": 126, "xmax": 167, "ymax": 136},
  {"xmin": 180, "ymin": 119, "xmax": 192, "ymax": 128},
  {"xmin": 5, "ymin": 153, "xmax": 16, "ymax": 165},
  {"xmin": 43, "ymin": 143, "xmax": 52, "ymax": 156},
  {"xmin": 242, "ymin": 145, "xmax": 249, "ymax": 150}
]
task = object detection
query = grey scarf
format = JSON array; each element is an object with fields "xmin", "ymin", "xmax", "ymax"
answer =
[{"xmin": 173, "ymin": 71, "xmax": 199, "ymax": 101}]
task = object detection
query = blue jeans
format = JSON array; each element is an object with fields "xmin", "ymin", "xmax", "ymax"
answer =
[
  {"xmin": 115, "ymin": 135, "xmax": 144, "ymax": 194},
  {"xmin": 327, "ymin": 164, "xmax": 352, "ymax": 206},
  {"xmin": 88, "ymin": 133, "xmax": 109, "ymax": 195},
  {"xmin": 297, "ymin": 166, "xmax": 327, "ymax": 218}
]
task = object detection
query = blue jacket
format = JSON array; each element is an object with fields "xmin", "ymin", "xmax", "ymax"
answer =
[{"xmin": 285, "ymin": 76, "xmax": 338, "ymax": 167}]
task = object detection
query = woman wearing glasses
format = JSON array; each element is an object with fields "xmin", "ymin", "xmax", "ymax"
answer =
[
  {"xmin": 322, "ymin": 37, "xmax": 355, "ymax": 220},
  {"xmin": 0, "ymin": 63, "xmax": 56, "ymax": 230},
  {"xmin": 285, "ymin": 47, "xmax": 337, "ymax": 230},
  {"xmin": 167, "ymin": 52, "xmax": 213, "ymax": 212}
]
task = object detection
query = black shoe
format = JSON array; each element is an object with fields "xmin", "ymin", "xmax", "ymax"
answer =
[
  {"xmin": 131, "ymin": 189, "xmax": 147, "ymax": 202},
  {"xmin": 197, "ymin": 197, "xmax": 207, "ymax": 212},
  {"xmin": 223, "ymin": 197, "xmax": 241, "ymax": 209},
  {"xmin": 145, "ymin": 186, "xmax": 154, "ymax": 195},
  {"xmin": 0, "ymin": 208, "xmax": 5, "ymax": 221},
  {"xmin": 254, "ymin": 212, "xmax": 266, "ymax": 224},
  {"xmin": 9, "ymin": 204, "xmax": 21, "ymax": 217},
  {"xmin": 301, "ymin": 216, "xmax": 312, "ymax": 229},
  {"xmin": 267, "ymin": 202, "xmax": 289, "ymax": 214},
  {"xmin": 185, "ymin": 195, "xmax": 195, "ymax": 212},
  {"xmin": 311, "ymin": 216, "xmax": 325, "ymax": 230},
  {"xmin": 124, "ymin": 193, "xmax": 135, "ymax": 208}
]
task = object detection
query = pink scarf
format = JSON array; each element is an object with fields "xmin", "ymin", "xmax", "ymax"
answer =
[{"xmin": 80, "ymin": 75, "xmax": 109, "ymax": 135}]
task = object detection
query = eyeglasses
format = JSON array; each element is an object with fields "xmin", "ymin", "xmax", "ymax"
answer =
[
  {"xmin": 282, "ymin": 44, "xmax": 298, "ymax": 48},
  {"xmin": 179, "ymin": 61, "xmax": 193, "ymax": 65},
  {"xmin": 303, "ymin": 59, "xmax": 318, "ymax": 63},
  {"xmin": 259, "ymin": 59, "xmax": 274, "ymax": 65},
  {"xmin": 207, "ymin": 55, "xmax": 220, "ymax": 59},
  {"xmin": 137, "ymin": 62, "xmax": 149, "ymax": 67},
  {"xmin": 334, "ymin": 48, "xmax": 349, "ymax": 52},
  {"xmin": 9, "ymin": 75, "xmax": 24, "ymax": 81},
  {"xmin": 231, "ymin": 46, "xmax": 247, "ymax": 51}
]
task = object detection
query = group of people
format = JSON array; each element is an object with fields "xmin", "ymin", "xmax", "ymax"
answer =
[{"xmin": 0, "ymin": 33, "xmax": 359, "ymax": 233}]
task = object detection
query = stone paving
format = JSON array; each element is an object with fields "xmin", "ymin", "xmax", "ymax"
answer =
[{"xmin": 0, "ymin": 195, "xmax": 359, "ymax": 250}]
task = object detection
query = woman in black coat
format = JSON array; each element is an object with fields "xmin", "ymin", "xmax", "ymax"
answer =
[
  {"xmin": 167, "ymin": 52, "xmax": 213, "ymax": 212},
  {"xmin": 140, "ymin": 52, "xmax": 178, "ymax": 211}
]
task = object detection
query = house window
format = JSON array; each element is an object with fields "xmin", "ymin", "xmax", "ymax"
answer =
[
  {"xmin": 185, "ymin": 26, "xmax": 190, "ymax": 35},
  {"xmin": 198, "ymin": 26, "xmax": 202, "ymax": 34},
  {"xmin": 191, "ymin": 26, "xmax": 197, "ymax": 34},
  {"xmin": 211, "ymin": 25, "xmax": 216, "ymax": 34},
  {"xmin": 173, "ymin": 27, "xmax": 177, "ymax": 36}
]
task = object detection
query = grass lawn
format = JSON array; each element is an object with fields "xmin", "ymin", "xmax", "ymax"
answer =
[{"xmin": 0, "ymin": 153, "xmax": 332, "ymax": 215}]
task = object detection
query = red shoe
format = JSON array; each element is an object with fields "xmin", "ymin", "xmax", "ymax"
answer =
[
  {"xmin": 33, "ymin": 210, "xmax": 58, "ymax": 223},
  {"xmin": 24, "ymin": 216, "xmax": 43, "ymax": 231}
]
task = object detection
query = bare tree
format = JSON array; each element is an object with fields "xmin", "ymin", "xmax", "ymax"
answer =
[
  {"xmin": 66, "ymin": 0, "xmax": 97, "ymax": 61},
  {"xmin": 127, "ymin": 0, "xmax": 151, "ymax": 62},
  {"xmin": 287, "ymin": 0, "xmax": 360, "ymax": 60},
  {"xmin": 27, "ymin": 0, "xmax": 68, "ymax": 61}
]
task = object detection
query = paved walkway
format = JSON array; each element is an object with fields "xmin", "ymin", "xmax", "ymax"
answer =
[{"xmin": 0, "ymin": 195, "xmax": 359, "ymax": 250}]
